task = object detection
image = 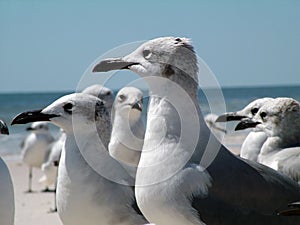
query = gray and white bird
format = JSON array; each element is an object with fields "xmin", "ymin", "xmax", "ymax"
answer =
[
  {"xmin": 93, "ymin": 37, "xmax": 300, "ymax": 225},
  {"xmin": 216, "ymin": 98, "xmax": 273, "ymax": 161},
  {"xmin": 241, "ymin": 97, "xmax": 300, "ymax": 183},
  {"xmin": 12, "ymin": 93, "xmax": 148, "ymax": 225},
  {"xmin": 109, "ymin": 87, "xmax": 145, "ymax": 178},
  {"xmin": 0, "ymin": 119, "xmax": 14, "ymax": 225},
  {"xmin": 39, "ymin": 84, "xmax": 115, "ymax": 212},
  {"xmin": 82, "ymin": 84, "xmax": 114, "ymax": 110},
  {"xmin": 21, "ymin": 121, "xmax": 55, "ymax": 192},
  {"xmin": 39, "ymin": 130, "xmax": 65, "ymax": 188},
  {"xmin": 39, "ymin": 129, "xmax": 66, "ymax": 212}
]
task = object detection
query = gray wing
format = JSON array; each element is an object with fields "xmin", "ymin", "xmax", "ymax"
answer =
[{"xmin": 191, "ymin": 145, "xmax": 300, "ymax": 225}]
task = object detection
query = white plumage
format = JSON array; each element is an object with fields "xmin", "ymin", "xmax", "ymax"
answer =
[
  {"xmin": 12, "ymin": 93, "xmax": 148, "ymax": 225},
  {"xmin": 93, "ymin": 37, "xmax": 300, "ymax": 225},
  {"xmin": 109, "ymin": 87, "xmax": 145, "ymax": 178},
  {"xmin": 21, "ymin": 121, "xmax": 55, "ymax": 192}
]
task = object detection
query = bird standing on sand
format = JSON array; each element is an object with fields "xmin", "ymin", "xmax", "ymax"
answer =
[
  {"xmin": 12, "ymin": 93, "xmax": 148, "ymax": 225},
  {"xmin": 0, "ymin": 119, "xmax": 14, "ymax": 225},
  {"xmin": 93, "ymin": 37, "xmax": 300, "ymax": 225},
  {"xmin": 39, "ymin": 130, "xmax": 65, "ymax": 188},
  {"xmin": 21, "ymin": 121, "xmax": 55, "ymax": 192}
]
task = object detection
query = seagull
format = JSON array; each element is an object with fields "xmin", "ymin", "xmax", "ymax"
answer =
[
  {"xmin": 93, "ymin": 37, "xmax": 300, "ymax": 225},
  {"xmin": 0, "ymin": 119, "xmax": 14, "ymax": 225},
  {"xmin": 216, "ymin": 98, "xmax": 273, "ymax": 161},
  {"xmin": 82, "ymin": 84, "xmax": 114, "ymax": 110},
  {"xmin": 109, "ymin": 87, "xmax": 145, "ymax": 178},
  {"xmin": 238, "ymin": 97, "xmax": 300, "ymax": 183},
  {"xmin": 39, "ymin": 129, "xmax": 66, "ymax": 212},
  {"xmin": 39, "ymin": 84, "xmax": 115, "ymax": 212},
  {"xmin": 11, "ymin": 93, "xmax": 148, "ymax": 225},
  {"xmin": 39, "ymin": 130, "xmax": 65, "ymax": 188},
  {"xmin": 20, "ymin": 121, "xmax": 55, "ymax": 192}
]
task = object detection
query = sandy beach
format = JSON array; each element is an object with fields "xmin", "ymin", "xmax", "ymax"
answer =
[{"xmin": 5, "ymin": 157, "xmax": 62, "ymax": 225}]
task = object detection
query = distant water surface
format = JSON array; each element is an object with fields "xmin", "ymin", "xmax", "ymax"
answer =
[{"xmin": 1, "ymin": 85, "xmax": 299, "ymax": 156}]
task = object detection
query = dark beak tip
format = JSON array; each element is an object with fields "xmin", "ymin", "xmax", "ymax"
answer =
[
  {"xmin": 235, "ymin": 121, "xmax": 260, "ymax": 131},
  {"xmin": 132, "ymin": 103, "xmax": 142, "ymax": 112},
  {"xmin": 235, "ymin": 122, "xmax": 247, "ymax": 131},
  {"xmin": 215, "ymin": 115, "xmax": 227, "ymax": 123},
  {"xmin": 92, "ymin": 63, "xmax": 102, "ymax": 73},
  {"xmin": 11, "ymin": 118, "xmax": 19, "ymax": 126},
  {"xmin": 1, "ymin": 127, "xmax": 9, "ymax": 135},
  {"xmin": 234, "ymin": 125, "xmax": 243, "ymax": 131},
  {"xmin": 11, "ymin": 109, "xmax": 57, "ymax": 125}
]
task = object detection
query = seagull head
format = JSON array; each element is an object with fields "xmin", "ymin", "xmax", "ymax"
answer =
[
  {"xmin": 11, "ymin": 93, "xmax": 110, "ymax": 134},
  {"xmin": 92, "ymin": 37, "xmax": 198, "ymax": 84},
  {"xmin": 82, "ymin": 84, "xmax": 114, "ymax": 109},
  {"xmin": 113, "ymin": 87, "xmax": 143, "ymax": 123},
  {"xmin": 250, "ymin": 97, "xmax": 300, "ymax": 137},
  {"xmin": 216, "ymin": 97, "xmax": 273, "ymax": 123},
  {"xmin": 0, "ymin": 119, "xmax": 9, "ymax": 135}
]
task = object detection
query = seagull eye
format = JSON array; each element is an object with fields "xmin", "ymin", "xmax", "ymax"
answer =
[
  {"xmin": 63, "ymin": 103, "xmax": 73, "ymax": 114},
  {"xmin": 251, "ymin": 108, "xmax": 259, "ymax": 115},
  {"xmin": 118, "ymin": 94, "xmax": 126, "ymax": 102},
  {"xmin": 260, "ymin": 112, "xmax": 267, "ymax": 119},
  {"xmin": 143, "ymin": 49, "xmax": 152, "ymax": 59}
]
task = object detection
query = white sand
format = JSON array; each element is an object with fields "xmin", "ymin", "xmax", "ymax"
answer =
[{"xmin": 5, "ymin": 157, "xmax": 62, "ymax": 225}]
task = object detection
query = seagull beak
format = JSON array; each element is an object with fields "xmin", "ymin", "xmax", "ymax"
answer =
[
  {"xmin": 235, "ymin": 119, "xmax": 261, "ymax": 131},
  {"xmin": 11, "ymin": 110, "xmax": 58, "ymax": 125},
  {"xmin": 131, "ymin": 102, "xmax": 142, "ymax": 112},
  {"xmin": 92, "ymin": 58, "xmax": 139, "ymax": 72},
  {"xmin": 215, "ymin": 112, "xmax": 247, "ymax": 122},
  {"xmin": 0, "ymin": 120, "xmax": 9, "ymax": 135}
]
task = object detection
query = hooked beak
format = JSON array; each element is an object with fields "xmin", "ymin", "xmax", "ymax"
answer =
[
  {"xmin": 0, "ymin": 120, "xmax": 9, "ymax": 135},
  {"xmin": 215, "ymin": 112, "xmax": 247, "ymax": 122},
  {"xmin": 92, "ymin": 58, "xmax": 139, "ymax": 72},
  {"xmin": 11, "ymin": 110, "xmax": 58, "ymax": 125},
  {"xmin": 235, "ymin": 119, "xmax": 261, "ymax": 131},
  {"xmin": 131, "ymin": 102, "xmax": 142, "ymax": 112}
]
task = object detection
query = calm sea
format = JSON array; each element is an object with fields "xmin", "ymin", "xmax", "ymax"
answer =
[{"xmin": 1, "ymin": 85, "xmax": 300, "ymax": 156}]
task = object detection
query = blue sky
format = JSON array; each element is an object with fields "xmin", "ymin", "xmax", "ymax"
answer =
[{"xmin": 1, "ymin": 0, "xmax": 300, "ymax": 92}]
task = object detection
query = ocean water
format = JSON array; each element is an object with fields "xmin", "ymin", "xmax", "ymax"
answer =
[{"xmin": 1, "ymin": 85, "xmax": 300, "ymax": 157}]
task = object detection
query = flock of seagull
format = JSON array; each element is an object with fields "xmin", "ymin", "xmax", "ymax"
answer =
[{"xmin": 1, "ymin": 36, "xmax": 300, "ymax": 225}]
